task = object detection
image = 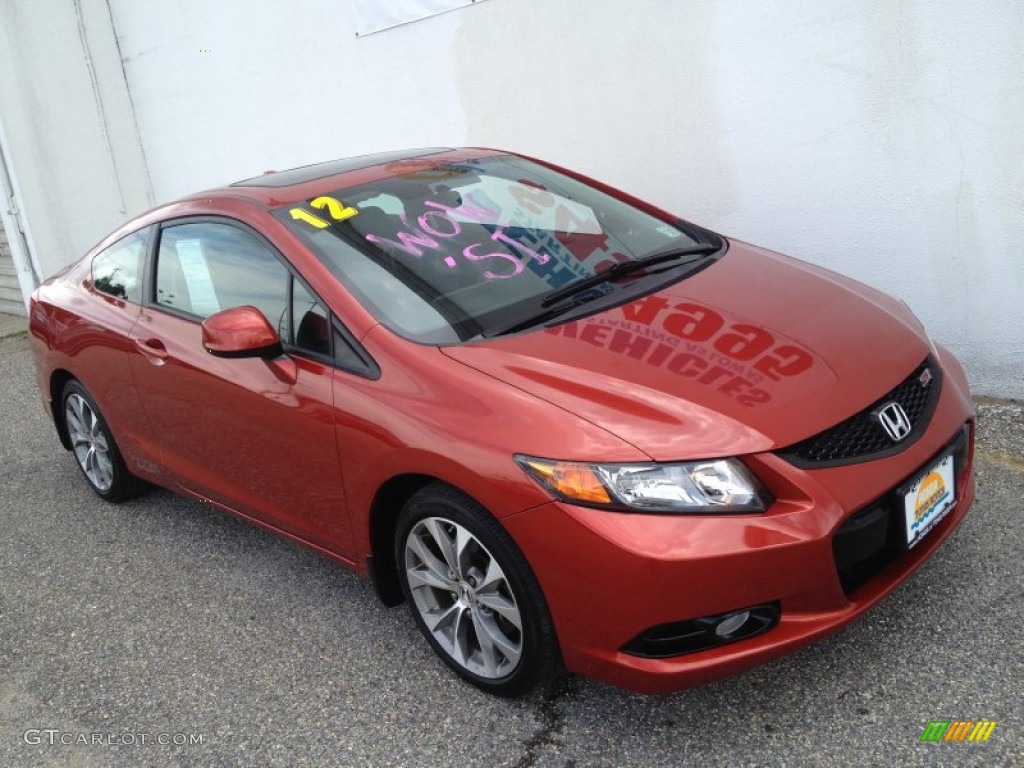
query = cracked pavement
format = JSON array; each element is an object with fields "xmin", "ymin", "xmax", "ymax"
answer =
[{"xmin": 1, "ymin": 332, "xmax": 1021, "ymax": 767}]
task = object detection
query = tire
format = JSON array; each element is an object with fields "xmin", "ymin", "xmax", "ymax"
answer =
[
  {"xmin": 62, "ymin": 380, "xmax": 148, "ymax": 502},
  {"xmin": 396, "ymin": 482, "xmax": 560, "ymax": 697}
]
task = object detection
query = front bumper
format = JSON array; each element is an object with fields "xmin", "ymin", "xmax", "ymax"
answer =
[{"xmin": 504, "ymin": 348, "xmax": 976, "ymax": 694}]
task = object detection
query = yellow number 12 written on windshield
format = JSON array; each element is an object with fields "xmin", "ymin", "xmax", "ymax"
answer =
[{"xmin": 289, "ymin": 196, "xmax": 359, "ymax": 229}]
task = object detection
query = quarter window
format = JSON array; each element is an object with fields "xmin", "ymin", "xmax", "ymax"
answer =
[
  {"xmin": 291, "ymin": 278, "xmax": 331, "ymax": 357},
  {"xmin": 92, "ymin": 229, "xmax": 149, "ymax": 303}
]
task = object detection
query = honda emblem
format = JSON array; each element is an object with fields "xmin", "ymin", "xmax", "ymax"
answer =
[{"xmin": 877, "ymin": 402, "xmax": 912, "ymax": 442}]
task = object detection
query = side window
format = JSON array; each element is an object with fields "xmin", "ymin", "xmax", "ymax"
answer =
[
  {"xmin": 92, "ymin": 229, "xmax": 149, "ymax": 303},
  {"xmin": 155, "ymin": 221, "xmax": 288, "ymax": 325}
]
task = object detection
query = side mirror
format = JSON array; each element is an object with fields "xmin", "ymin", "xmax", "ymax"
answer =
[{"xmin": 202, "ymin": 306, "xmax": 282, "ymax": 359}]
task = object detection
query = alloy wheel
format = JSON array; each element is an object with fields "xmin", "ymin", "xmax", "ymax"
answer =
[
  {"xmin": 65, "ymin": 392, "xmax": 114, "ymax": 492},
  {"xmin": 403, "ymin": 516, "xmax": 524, "ymax": 680}
]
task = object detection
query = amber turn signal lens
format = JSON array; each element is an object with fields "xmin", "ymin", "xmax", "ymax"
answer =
[{"xmin": 523, "ymin": 459, "xmax": 612, "ymax": 504}]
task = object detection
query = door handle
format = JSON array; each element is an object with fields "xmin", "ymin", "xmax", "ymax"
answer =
[{"xmin": 134, "ymin": 337, "xmax": 169, "ymax": 363}]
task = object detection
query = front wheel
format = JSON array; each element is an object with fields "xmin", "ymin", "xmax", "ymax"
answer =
[{"xmin": 396, "ymin": 483, "xmax": 559, "ymax": 697}]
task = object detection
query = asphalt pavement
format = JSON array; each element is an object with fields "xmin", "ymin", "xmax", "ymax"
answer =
[{"xmin": 1, "ymin": 329, "xmax": 1021, "ymax": 767}]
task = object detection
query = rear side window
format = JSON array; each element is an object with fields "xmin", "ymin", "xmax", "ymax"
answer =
[
  {"xmin": 155, "ymin": 221, "xmax": 288, "ymax": 324},
  {"xmin": 92, "ymin": 229, "xmax": 149, "ymax": 303}
]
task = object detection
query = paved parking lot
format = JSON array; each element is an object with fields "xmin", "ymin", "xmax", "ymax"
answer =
[{"xmin": 1, "ymin": 329, "xmax": 1021, "ymax": 767}]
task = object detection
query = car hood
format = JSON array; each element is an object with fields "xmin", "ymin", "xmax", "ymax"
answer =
[{"xmin": 440, "ymin": 239, "xmax": 933, "ymax": 460}]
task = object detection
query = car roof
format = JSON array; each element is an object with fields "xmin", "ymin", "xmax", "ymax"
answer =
[
  {"xmin": 229, "ymin": 148, "xmax": 452, "ymax": 188},
  {"xmin": 191, "ymin": 147, "xmax": 508, "ymax": 209}
]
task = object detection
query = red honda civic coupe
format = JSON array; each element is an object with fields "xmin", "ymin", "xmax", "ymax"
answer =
[{"xmin": 29, "ymin": 148, "xmax": 975, "ymax": 696}]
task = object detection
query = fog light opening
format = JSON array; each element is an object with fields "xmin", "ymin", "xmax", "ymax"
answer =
[
  {"xmin": 714, "ymin": 610, "xmax": 751, "ymax": 638},
  {"xmin": 622, "ymin": 601, "xmax": 781, "ymax": 659}
]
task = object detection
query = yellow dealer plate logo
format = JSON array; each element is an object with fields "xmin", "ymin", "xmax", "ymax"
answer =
[{"xmin": 904, "ymin": 453, "xmax": 955, "ymax": 548}]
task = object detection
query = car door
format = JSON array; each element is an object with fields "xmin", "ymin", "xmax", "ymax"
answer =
[{"xmin": 128, "ymin": 217, "xmax": 352, "ymax": 554}]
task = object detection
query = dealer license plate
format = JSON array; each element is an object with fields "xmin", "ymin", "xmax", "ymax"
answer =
[{"xmin": 904, "ymin": 453, "xmax": 956, "ymax": 549}]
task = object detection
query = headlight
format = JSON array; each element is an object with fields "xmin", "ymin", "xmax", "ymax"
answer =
[{"xmin": 515, "ymin": 455, "xmax": 770, "ymax": 514}]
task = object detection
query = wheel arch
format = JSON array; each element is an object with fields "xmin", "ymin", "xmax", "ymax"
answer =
[
  {"xmin": 50, "ymin": 368, "xmax": 76, "ymax": 450},
  {"xmin": 366, "ymin": 473, "xmax": 436, "ymax": 607},
  {"xmin": 366, "ymin": 472, "xmax": 524, "ymax": 608},
  {"xmin": 362, "ymin": 448, "xmax": 552, "ymax": 606}
]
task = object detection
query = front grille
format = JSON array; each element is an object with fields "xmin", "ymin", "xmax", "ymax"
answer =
[
  {"xmin": 779, "ymin": 357, "xmax": 941, "ymax": 468},
  {"xmin": 832, "ymin": 424, "xmax": 970, "ymax": 595}
]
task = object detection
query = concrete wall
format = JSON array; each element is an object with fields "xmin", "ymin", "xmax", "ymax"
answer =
[
  {"xmin": 108, "ymin": 0, "xmax": 1023, "ymax": 397},
  {"xmin": 106, "ymin": 0, "xmax": 467, "ymax": 199},
  {"xmin": 0, "ymin": 0, "xmax": 153, "ymax": 287},
  {"xmin": 4, "ymin": 0, "xmax": 1022, "ymax": 396}
]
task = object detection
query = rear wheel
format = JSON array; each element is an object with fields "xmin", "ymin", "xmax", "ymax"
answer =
[
  {"xmin": 62, "ymin": 380, "xmax": 147, "ymax": 502},
  {"xmin": 396, "ymin": 482, "xmax": 559, "ymax": 697}
]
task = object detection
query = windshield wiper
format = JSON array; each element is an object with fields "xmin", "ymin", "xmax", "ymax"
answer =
[
  {"xmin": 538, "ymin": 243, "xmax": 720, "ymax": 308},
  {"xmin": 480, "ymin": 242, "xmax": 721, "ymax": 339},
  {"xmin": 481, "ymin": 295, "xmax": 599, "ymax": 339}
]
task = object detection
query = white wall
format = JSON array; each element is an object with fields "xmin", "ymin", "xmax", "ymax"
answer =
[
  {"xmin": 8, "ymin": 0, "xmax": 1023, "ymax": 397},
  {"xmin": 453, "ymin": 0, "xmax": 1024, "ymax": 398},
  {"xmin": 0, "ymin": 0, "xmax": 153, "ymax": 282},
  {"xmin": 108, "ymin": 0, "xmax": 467, "ymax": 199}
]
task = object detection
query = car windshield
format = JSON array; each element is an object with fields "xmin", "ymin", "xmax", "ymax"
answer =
[{"xmin": 272, "ymin": 154, "xmax": 720, "ymax": 344}]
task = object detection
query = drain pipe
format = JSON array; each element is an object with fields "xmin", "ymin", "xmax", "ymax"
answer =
[{"xmin": 0, "ymin": 118, "xmax": 41, "ymax": 313}]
